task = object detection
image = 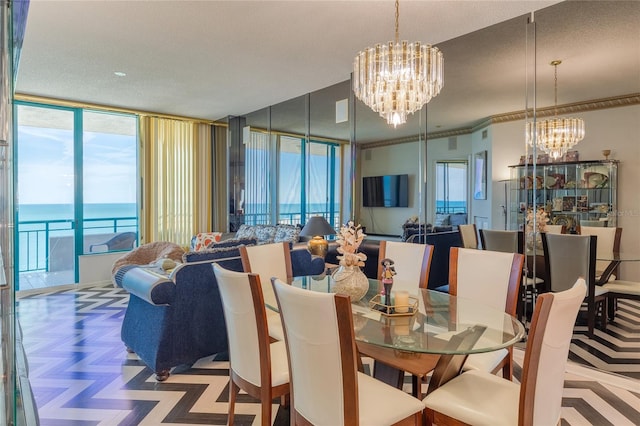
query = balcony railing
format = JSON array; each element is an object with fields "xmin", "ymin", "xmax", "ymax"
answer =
[{"xmin": 18, "ymin": 216, "xmax": 137, "ymax": 273}]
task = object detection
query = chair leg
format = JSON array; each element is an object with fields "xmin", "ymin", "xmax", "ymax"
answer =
[
  {"xmin": 260, "ymin": 396, "xmax": 272, "ymax": 426},
  {"xmin": 228, "ymin": 380, "xmax": 239, "ymax": 426},
  {"xmin": 502, "ymin": 354, "xmax": 513, "ymax": 381}
]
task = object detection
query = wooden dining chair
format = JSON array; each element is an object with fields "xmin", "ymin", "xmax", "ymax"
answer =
[
  {"xmin": 449, "ymin": 247, "xmax": 524, "ymax": 380},
  {"xmin": 423, "ymin": 279, "xmax": 586, "ymax": 426},
  {"xmin": 212, "ymin": 265, "xmax": 289, "ymax": 426},
  {"xmin": 358, "ymin": 241, "xmax": 435, "ymax": 398},
  {"xmin": 578, "ymin": 226, "xmax": 622, "ymax": 282},
  {"xmin": 579, "ymin": 226, "xmax": 623, "ymax": 318},
  {"xmin": 458, "ymin": 224, "xmax": 479, "ymax": 249},
  {"xmin": 545, "ymin": 224, "xmax": 566, "ymax": 234},
  {"xmin": 240, "ymin": 242, "xmax": 293, "ymax": 340},
  {"xmin": 479, "ymin": 229, "xmax": 544, "ymax": 320},
  {"xmin": 541, "ymin": 232, "xmax": 606, "ymax": 337},
  {"xmin": 271, "ymin": 278, "xmax": 425, "ymax": 426}
]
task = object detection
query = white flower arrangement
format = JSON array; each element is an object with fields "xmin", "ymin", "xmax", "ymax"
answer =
[
  {"xmin": 525, "ymin": 207, "xmax": 549, "ymax": 234},
  {"xmin": 335, "ymin": 221, "xmax": 367, "ymax": 267}
]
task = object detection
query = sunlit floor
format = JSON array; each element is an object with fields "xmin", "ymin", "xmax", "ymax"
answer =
[
  {"xmin": 16, "ymin": 284, "xmax": 640, "ymax": 425},
  {"xmin": 17, "ymin": 269, "xmax": 75, "ymax": 291}
]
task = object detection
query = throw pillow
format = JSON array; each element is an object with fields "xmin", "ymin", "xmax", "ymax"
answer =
[
  {"xmin": 193, "ymin": 232, "xmax": 223, "ymax": 251},
  {"xmin": 434, "ymin": 213, "xmax": 451, "ymax": 226},
  {"xmin": 254, "ymin": 225, "xmax": 277, "ymax": 244},
  {"xmin": 235, "ymin": 224, "xmax": 256, "ymax": 240},
  {"xmin": 274, "ymin": 224, "xmax": 300, "ymax": 243}
]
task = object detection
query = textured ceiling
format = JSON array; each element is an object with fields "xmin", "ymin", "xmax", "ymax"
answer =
[{"xmin": 15, "ymin": 1, "xmax": 640, "ymax": 141}]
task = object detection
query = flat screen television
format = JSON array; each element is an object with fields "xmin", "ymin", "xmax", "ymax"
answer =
[{"xmin": 362, "ymin": 174, "xmax": 409, "ymax": 207}]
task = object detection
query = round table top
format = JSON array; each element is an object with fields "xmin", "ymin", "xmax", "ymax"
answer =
[{"xmin": 287, "ymin": 274, "xmax": 526, "ymax": 356}]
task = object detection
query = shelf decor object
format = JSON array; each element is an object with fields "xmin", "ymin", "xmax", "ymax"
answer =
[
  {"xmin": 525, "ymin": 60, "xmax": 585, "ymax": 160},
  {"xmin": 509, "ymin": 160, "xmax": 618, "ymax": 233},
  {"xmin": 352, "ymin": 0, "xmax": 443, "ymax": 128},
  {"xmin": 331, "ymin": 221, "xmax": 369, "ymax": 301}
]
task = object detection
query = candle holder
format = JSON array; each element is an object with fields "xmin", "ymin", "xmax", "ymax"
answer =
[{"xmin": 368, "ymin": 294, "xmax": 418, "ymax": 317}]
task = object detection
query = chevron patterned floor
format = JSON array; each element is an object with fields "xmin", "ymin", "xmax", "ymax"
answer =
[{"xmin": 16, "ymin": 284, "xmax": 640, "ymax": 426}]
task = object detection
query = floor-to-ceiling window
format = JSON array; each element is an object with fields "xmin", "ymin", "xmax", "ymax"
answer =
[
  {"xmin": 16, "ymin": 103, "xmax": 137, "ymax": 290},
  {"xmin": 307, "ymin": 140, "xmax": 340, "ymax": 226},
  {"xmin": 241, "ymin": 128, "xmax": 342, "ymax": 228},
  {"xmin": 435, "ymin": 160, "xmax": 468, "ymax": 215}
]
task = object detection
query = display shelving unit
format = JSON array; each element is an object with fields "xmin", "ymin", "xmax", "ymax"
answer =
[{"xmin": 508, "ymin": 160, "xmax": 618, "ymax": 233}]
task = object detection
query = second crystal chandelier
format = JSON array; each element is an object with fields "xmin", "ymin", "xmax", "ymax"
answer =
[{"xmin": 352, "ymin": 0, "xmax": 444, "ymax": 127}]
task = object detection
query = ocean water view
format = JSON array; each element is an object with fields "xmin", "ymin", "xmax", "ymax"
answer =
[
  {"xmin": 18, "ymin": 203, "xmax": 137, "ymax": 222},
  {"xmin": 435, "ymin": 200, "xmax": 467, "ymax": 212}
]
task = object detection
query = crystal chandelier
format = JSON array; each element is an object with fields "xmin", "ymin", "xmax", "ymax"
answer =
[
  {"xmin": 352, "ymin": 0, "xmax": 444, "ymax": 127},
  {"xmin": 526, "ymin": 60, "xmax": 585, "ymax": 160}
]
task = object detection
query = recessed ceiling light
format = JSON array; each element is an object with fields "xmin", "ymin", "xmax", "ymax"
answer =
[{"xmin": 114, "ymin": 71, "xmax": 126, "ymax": 77}]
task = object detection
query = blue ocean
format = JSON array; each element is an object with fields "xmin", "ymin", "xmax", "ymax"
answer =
[{"xmin": 18, "ymin": 203, "xmax": 137, "ymax": 222}]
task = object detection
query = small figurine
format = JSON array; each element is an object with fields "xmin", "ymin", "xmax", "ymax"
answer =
[
  {"xmin": 381, "ymin": 258, "xmax": 396, "ymax": 307},
  {"xmin": 381, "ymin": 258, "xmax": 396, "ymax": 284}
]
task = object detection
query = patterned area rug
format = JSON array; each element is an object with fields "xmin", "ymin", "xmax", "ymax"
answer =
[{"xmin": 16, "ymin": 285, "xmax": 640, "ymax": 425}]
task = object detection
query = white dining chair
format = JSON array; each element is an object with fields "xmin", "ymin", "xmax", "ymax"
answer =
[
  {"xmin": 271, "ymin": 277, "xmax": 425, "ymax": 425},
  {"xmin": 423, "ymin": 279, "xmax": 586, "ymax": 426},
  {"xmin": 449, "ymin": 247, "xmax": 524, "ymax": 380},
  {"xmin": 213, "ymin": 265, "xmax": 289, "ymax": 426},
  {"xmin": 240, "ymin": 242, "xmax": 293, "ymax": 340},
  {"xmin": 359, "ymin": 241, "xmax": 435, "ymax": 397},
  {"xmin": 458, "ymin": 224, "xmax": 479, "ymax": 249},
  {"xmin": 579, "ymin": 226, "xmax": 622, "ymax": 282}
]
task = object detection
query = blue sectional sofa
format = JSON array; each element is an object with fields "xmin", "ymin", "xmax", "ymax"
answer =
[{"xmin": 114, "ymin": 240, "xmax": 324, "ymax": 380}]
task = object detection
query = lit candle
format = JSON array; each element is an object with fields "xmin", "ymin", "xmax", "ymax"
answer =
[{"xmin": 394, "ymin": 290, "xmax": 410, "ymax": 313}]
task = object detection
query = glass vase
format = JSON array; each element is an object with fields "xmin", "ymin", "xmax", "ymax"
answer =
[{"xmin": 331, "ymin": 264, "xmax": 369, "ymax": 302}]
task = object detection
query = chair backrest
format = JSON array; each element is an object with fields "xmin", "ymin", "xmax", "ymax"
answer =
[
  {"xmin": 578, "ymin": 226, "xmax": 621, "ymax": 275},
  {"xmin": 519, "ymin": 279, "xmax": 586, "ymax": 426},
  {"xmin": 541, "ymin": 233, "xmax": 596, "ymax": 293},
  {"xmin": 479, "ymin": 229, "xmax": 524, "ymax": 254},
  {"xmin": 449, "ymin": 247, "xmax": 523, "ymax": 316},
  {"xmin": 579, "ymin": 219, "xmax": 605, "ymax": 228},
  {"xmin": 272, "ymin": 278, "xmax": 358, "ymax": 425},
  {"xmin": 458, "ymin": 224, "xmax": 478, "ymax": 249},
  {"xmin": 213, "ymin": 264, "xmax": 271, "ymax": 388},
  {"xmin": 240, "ymin": 242, "xmax": 292, "ymax": 308},
  {"xmin": 377, "ymin": 241, "xmax": 434, "ymax": 292},
  {"xmin": 107, "ymin": 232, "xmax": 137, "ymax": 250},
  {"xmin": 544, "ymin": 224, "xmax": 566, "ymax": 234}
]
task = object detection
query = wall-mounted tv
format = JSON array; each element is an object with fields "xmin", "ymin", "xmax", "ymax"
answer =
[{"xmin": 362, "ymin": 174, "xmax": 409, "ymax": 207}]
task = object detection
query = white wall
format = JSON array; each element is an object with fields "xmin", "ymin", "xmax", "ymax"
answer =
[
  {"xmin": 79, "ymin": 252, "xmax": 127, "ymax": 285},
  {"xmin": 490, "ymin": 104, "xmax": 640, "ymax": 280}
]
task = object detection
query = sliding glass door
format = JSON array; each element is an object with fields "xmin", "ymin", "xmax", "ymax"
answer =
[
  {"xmin": 16, "ymin": 103, "xmax": 137, "ymax": 290},
  {"xmin": 16, "ymin": 104, "xmax": 77, "ymax": 290}
]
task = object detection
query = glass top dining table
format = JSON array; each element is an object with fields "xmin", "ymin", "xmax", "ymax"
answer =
[{"xmin": 284, "ymin": 275, "xmax": 526, "ymax": 356}]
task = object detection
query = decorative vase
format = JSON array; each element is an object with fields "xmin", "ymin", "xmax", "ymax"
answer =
[{"xmin": 331, "ymin": 264, "xmax": 369, "ymax": 302}]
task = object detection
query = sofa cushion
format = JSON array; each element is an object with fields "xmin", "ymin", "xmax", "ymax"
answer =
[
  {"xmin": 193, "ymin": 232, "xmax": 223, "ymax": 251},
  {"xmin": 182, "ymin": 239, "xmax": 256, "ymax": 262},
  {"xmin": 434, "ymin": 213, "xmax": 451, "ymax": 226},
  {"xmin": 275, "ymin": 224, "xmax": 300, "ymax": 243},
  {"xmin": 235, "ymin": 224, "xmax": 257, "ymax": 240},
  {"xmin": 254, "ymin": 224, "xmax": 277, "ymax": 244}
]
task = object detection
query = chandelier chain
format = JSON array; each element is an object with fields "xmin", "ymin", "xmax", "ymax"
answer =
[
  {"xmin": 395, "ymin": 0, "xmax": 399, "ymax": 44},
  {"xmin": 554, "ymin": 63, "xmax": 558, "ymax": 117}
]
